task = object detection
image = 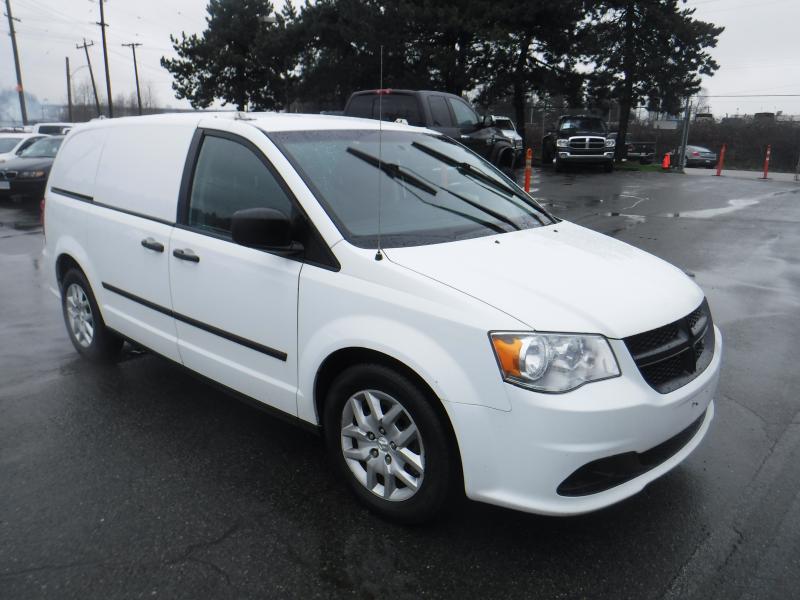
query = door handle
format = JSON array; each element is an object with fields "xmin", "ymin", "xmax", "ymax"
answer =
[
  {"xmin": 172, "ymin": 248, "xmax": 199, "ymax": 263},
  {"xmin": 140, "ymin": 237, "xmax": 164, "ymax": 253}
]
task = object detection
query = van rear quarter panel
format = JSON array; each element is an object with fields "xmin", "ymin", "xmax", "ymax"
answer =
[
  {"xmin": 46, "ymin": 127, "xmax": 110, "ymax": 291},
  {"xmin": 93, "ymin": 122, "xmax": 196, "ymax": 221}
]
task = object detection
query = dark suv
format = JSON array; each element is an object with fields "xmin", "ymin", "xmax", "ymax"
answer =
[
  {"xmin": 542, "ymin": 115, "xmax": 615, "ymax": 172},
  {"xmin": 344, "ymin": 89, "xmax": 518, "ymax": 173}
]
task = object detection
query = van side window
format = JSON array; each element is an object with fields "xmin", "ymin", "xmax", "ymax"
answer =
[
  {"xmin": 188, "ymin": 136, "xmax": 293, "ymax": 235},
  {"xmin": 428, "ymin": 96, "xmax": 453, "ymax": 127}
]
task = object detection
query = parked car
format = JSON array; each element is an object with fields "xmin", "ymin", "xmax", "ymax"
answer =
[
  {"xmin": 492, "ymin": 115, "xmax": 524, "ymax": 161},
  {"xmin": 31, "ymin": 122, "xmax": 73, "ymax": 135},
  {"xmin": 44, "ymin": 114, "xmax": 720, "ymax": 523},
  {"xmin": 675, "ymin": 145, "xmax": 717, "ymax": 168},
  {"xmin": 542, "ymin": 115, "xmax": 615, "ymax": 172},
  {"xmin": 0, "ymin": 136, "xmax": 64, "ymax": 202},
  {"xmin": 344, "ymin": 89, "xmax": 518, "ymax": 173},
  {"xmin": 626, "ymin": 141, "xmax": 656, "ymax": 164},
  {"xmin": 0, "ymin": 133, "xmax": 48, "ymax": 163}
]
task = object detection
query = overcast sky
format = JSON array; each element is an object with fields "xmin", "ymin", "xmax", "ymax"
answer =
[{"xmin": 1, "ymin": 0, "xmax": 799, "ymax": 119}]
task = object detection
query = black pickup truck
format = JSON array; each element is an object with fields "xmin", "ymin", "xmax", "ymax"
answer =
[
  {"xmin": 542, "ymin": 115, "xmax": 615, "ymax": 172},
  {"xmin": 344, "ymin": 89, "xmax": 519, "ymax": 173}
]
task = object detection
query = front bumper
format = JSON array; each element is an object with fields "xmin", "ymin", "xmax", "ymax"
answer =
[
  {"xmin": 0, "ymin": 178, "xmax": 47, "ymax": 201},
  {"xmin": 687, "ymin": 158, "xmax": 716, "ymax": 167},
  {"xmin": 557, "ymin": 151, "xmax": 614, "ymax": 163},
  {"xmin": 448, "ymin": 325, "xmax": 722, "ymax": 515}
]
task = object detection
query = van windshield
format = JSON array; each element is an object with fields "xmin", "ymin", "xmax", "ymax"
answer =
[{"xmin": 268, "ymin": 129, "xmax": 554, "ymax": 248}]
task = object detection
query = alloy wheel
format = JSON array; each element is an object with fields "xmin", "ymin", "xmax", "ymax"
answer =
[
  {"xmin": 340, "ymin": 389, "xmax": 425, "ymax": 502},
  {"xmin": 65, "ymin": 283, "xmax": 94, "ymax": 348}
]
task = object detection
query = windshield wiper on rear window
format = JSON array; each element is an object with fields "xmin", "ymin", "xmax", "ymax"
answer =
[{"xmin": 346, "ymin": 147, "xmax": 437, "ymax": 195}]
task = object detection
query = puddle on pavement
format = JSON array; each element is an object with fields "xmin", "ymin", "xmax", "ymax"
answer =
[{"xmin": 662, "ymin": 198, "xmax": 759, "ymax": 219}]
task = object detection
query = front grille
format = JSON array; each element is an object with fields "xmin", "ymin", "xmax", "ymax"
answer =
[
  {"xmin": 624, "ymin": 299, "xmax": 715, "ymax": 394},
  {"xmin": 0, "ymin": 171, "xmax": 17, "ymax": 180},
  {"xmin": 569, "ymin": 137, "xmax": 605, "ymax": 150}
]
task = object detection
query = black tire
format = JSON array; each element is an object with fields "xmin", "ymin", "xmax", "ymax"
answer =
[
  {"xmin": 61, "ymin": 268, "xmax": 123, "ymax": 363},
  {"xmin": 554, "ymin": 157, "xmax": 564, "ymax": 172},
  {"xmin": 604, "ymin": 161, "xmax": 614, "ymax": 173},
  {"xmin": 323, "ymin": 363, "xmax": 456, "ymax": 524}
]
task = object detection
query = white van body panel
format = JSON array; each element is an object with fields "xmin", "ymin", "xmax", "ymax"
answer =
[
  {"xmin": 385, "ymin": 221, "xmax": 704, "ymax": 339},
  {"xmin": 93, "ymin": 120, "xmax": 197, "ymax": 222},
  {"xmin": 295, "ymin": 245, "xmax": 527, "ymax": 422},
  {"xmin": 168, "ymin": 228, "xmax": 302, "ymax": 417},
  {"xmin": 48, "ymin": 127, "xmax": 108, "ymax": 199}
]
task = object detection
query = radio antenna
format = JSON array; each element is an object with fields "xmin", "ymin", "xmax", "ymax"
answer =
[{"xmin": 375, "ymin": 45, "xmax": 384, "ymax": 261}]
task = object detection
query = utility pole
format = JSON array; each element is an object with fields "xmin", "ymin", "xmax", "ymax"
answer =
[
  {"xmin": 677, "ymin": 98, "xmax": 692, "ymax": 173},
  {"xmin": 122, "ymin": 42, "xmax": 143, "ymax": 115},
  {"xmin": 76, "ymin": 39, "xmax": 101, "ymax": 117},
  {"xmin": 97, "ymin": 0, "xmax": 112, "ymax": 117},
  {"xmin": 65, "ymin": 57, "xmax": 73, "ymax": 122},
  {"xmin": 4, "ymin": 0, "xmax": 28, "ymax": 125}
]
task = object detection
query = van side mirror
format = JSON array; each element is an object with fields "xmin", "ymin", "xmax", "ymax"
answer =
[{"xmin": 231, "ymin": 208, "xmax": 300, "ymax": 253}]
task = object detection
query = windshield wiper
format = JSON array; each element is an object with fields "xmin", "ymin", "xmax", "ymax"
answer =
[
  {"xmin": 399, "ymin": 165, "xmax": 521, "ymax": 231},
  {"xmin": 411, "ymin": 142, "xmax": 517, "ymax": 197},
  {"xmin": 412, "ymin": 141, "xmax": 550, "ymax": 226},
  {"xmin": 345, "ymin": 147, "xmax": 506, "ymax": 235},
  {"xmin": 346, "ymin": 147, "xmax": 437, "ymax": 195}
]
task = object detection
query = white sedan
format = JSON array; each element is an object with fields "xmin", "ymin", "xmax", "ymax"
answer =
[{"xmin": 0, "ymin": 133, "xmax": 48, "ymax": 163}]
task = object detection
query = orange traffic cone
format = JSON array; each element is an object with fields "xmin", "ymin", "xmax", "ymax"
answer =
[{"xmin": 662, "ymin": 153, "xmax": 671, "ymax": 170}]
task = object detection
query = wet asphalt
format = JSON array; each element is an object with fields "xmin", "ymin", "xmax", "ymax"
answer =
[{"xmin": 1, "ymin": 167, "xmax": 799, "ymax": 599}]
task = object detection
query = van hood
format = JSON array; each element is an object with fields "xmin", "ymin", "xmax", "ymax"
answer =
[{"xmin": 384, "ymin": 221, "xmax": 703, "ymax": 339}]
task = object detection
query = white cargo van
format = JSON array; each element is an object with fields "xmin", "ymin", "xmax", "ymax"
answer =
[{"xmin": 44, "ymin": 113, "xmax": 721, "ymax": 522}]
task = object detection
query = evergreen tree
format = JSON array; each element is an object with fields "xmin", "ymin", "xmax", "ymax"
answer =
[
  {"xmin": 161, "ymin": 0, "xmax": 299, "ymax": 110},
  {"xmin": 586, "ymin": 0, "xmax": 723, "ymax": 158}
]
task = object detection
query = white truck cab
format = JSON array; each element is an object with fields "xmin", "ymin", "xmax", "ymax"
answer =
[{"xmin": 44, "ymin": 113, "xmax": 721, "ymax": 522}]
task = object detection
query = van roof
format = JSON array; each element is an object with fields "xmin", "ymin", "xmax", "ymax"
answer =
[{"xmin": 70, "ymin": 112, "xmax": 431, "ymax": 134}]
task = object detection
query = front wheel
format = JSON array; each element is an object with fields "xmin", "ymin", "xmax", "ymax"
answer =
[
  {"xmin": 604, "ymin": 161, "xmax": 614, "ymax": 173},
  {"xmin": 61, "ymin": 269, "xmax": 123, "ymax": 363},
  {"xmin": 323, "ymin": 364, "xmax": 455, "ymax": 524}
]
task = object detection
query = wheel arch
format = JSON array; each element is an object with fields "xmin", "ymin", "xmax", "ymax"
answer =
[
  {"xmin": 314, "ymin": 346, "xmax": 463, "ymax": 478},
  {"xmin": 56, "ymin": 252, "xmax": 85, "ymax": 289}
]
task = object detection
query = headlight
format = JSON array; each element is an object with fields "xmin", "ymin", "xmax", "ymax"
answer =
[
  {"xmin": 556, "ymin": 139, "xmax": 569, "ymax": 148},
  {"xmin": 605, "ymin": 139, "xmax": 616, "ymax": 147},
  {"xmin": 19, "ymin": 170, "xmax": 46, "ymax": 179},
  {"xmin": 490, "ymin": 332, "xmax": 620, "ymax": 393}
]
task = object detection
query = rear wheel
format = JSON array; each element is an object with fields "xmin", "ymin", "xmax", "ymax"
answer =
[
  {"xmin": 323, "ymin": 364, "xmax": 455, "ymax": 524},
  {"xmin": 61, "ymin": 269, "xmax": 123, "ymax": 363}
]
